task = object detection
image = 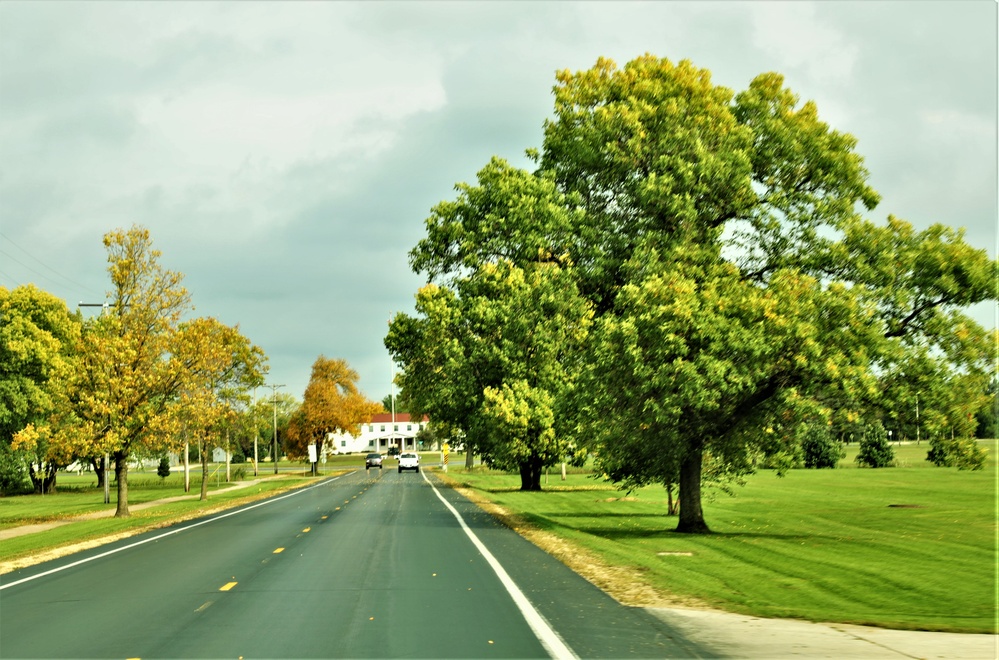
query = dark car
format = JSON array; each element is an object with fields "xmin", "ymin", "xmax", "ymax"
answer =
[{"xmin": 365, "ymin": 453, "xmax": 383, "ymax": 469}]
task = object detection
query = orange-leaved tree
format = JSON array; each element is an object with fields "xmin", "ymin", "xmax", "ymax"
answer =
[{"xmin": 287, "ymin": 356, "xmax": 382, "ymax": 472}]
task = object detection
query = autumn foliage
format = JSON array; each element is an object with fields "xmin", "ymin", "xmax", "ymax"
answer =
[{"xmin": 285, "ymin": 356, "xmax": 382, "ymax": 465}]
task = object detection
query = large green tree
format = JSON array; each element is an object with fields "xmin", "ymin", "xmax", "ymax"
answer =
[
  {"xmin": 0, "ymin": 285, "xmax": 81, "ymax": 493},
  {"xmin": 549, "ymin": 56, "xmax": 994, "ymax": 532},
  {"xmin": 388, "ymin": 159, "xmax": 591, "ymax": 489}
]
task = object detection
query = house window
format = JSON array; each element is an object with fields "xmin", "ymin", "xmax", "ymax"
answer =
[
  {"xmin": 407, "ymin": 424, "xmax": 412, "ymax": 431},
  {"xmin": 394, "ymin": 425, "xmax": 398, "ymax": 431},
  {"xmin": 381, "ymin": 425, "xmax": 385, "ymax": 432},
  {"xmin": 340, "ymin": 440, "xmax": 346, "ymax": 448}
]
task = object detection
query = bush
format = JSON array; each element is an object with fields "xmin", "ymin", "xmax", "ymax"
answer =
[
  {"xmin": 926, "ymin": 436, "xmax": 987, "ymax": 471},
  {"xmin": 0, "ymin": 445, "xmax": 30, "ymax": 495},
  {"xmin": 800, "ymin": 425, "xmax": 843, "ymax": 469},
  {"xmin": 856, "ymin": 422, "xmax": 895, "ymax": 468},
  {"xmin": 156, "ymin": 456, "xmax": 171, "ymax": 480}
]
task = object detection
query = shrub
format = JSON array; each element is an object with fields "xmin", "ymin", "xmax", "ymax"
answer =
[
  {"xmin": 800, "ymin": 425, "xmax": 843, "ymax": 469},
  {"xmin": 926, "ymin": 436, "xmax": 987, "ymax": 471},
  {"xmin": 856, "ymin": 422, "xmax": 895, "ymax": 468},
  {"xmin": 0, "ymin": 445, "xmax": 30, "ymax": 495},
  {"xmin": 157, "ymin": 456, "xmax": 171, "ymax": 480}
]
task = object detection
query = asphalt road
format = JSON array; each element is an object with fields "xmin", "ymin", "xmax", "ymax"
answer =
[{"xmin": 0, "ymin": 468, "xmax": 706, "ymax": 659}]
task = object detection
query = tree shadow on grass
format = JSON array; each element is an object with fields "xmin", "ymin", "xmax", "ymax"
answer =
[{"xmin": 526, "ymin": 514, "xmax": 816, "ymax": 542}]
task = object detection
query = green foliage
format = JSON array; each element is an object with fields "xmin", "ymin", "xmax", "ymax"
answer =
[
  {"xmin": 389, "ymin": 158, "xmax": 594, "ymax": 490},
  {"xmin": 799, "ymin": 424, "xmax": 843, "ymax": 469},
  {"xmin": 926, "ymin": 436, "xmax": 987, "ymax": 470},
  {"xmin": 855, "ymin": 423, "xmax": 895, "ymax": 468},
  {"xmin": 0, "ymin": 443, "xmax": 30, "ymax": 495},
  {"xmin": 974, "ymin": 378, "xmax": 997, "ymax": 439},
  {"xmin": 389, "ymin": 53, "xmax": 996, "ymax": 530}
]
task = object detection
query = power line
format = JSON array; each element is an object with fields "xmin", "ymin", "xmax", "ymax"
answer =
[
  {"xmin": 0, "ymin": 233, "xmax": 103, "ymax": 297},
  {"xmin": 0, "ymin": 269, "xmax": 24, "ymax": 288}
]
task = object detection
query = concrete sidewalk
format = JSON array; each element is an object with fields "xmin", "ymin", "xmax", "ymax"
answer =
[{"xmin": 648, "ymin": 607, "xmax": 997, "ymax": 659}]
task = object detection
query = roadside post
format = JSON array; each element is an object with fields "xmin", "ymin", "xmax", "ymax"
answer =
[{"xmin": 442, "ymin": 442, "xmax": 449, "ymax": 473}]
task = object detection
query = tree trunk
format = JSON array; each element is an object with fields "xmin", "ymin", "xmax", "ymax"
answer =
[
  {"xmin": 676, "ymin": 448, "xmax": 709, "ymax": 533},
  {"xmin": 666, "ymin": 483, "xmax": 679, "ymax": 516},
  {"xmin": 113, "ymin": 454, "xmax": 130, "ymax": 518},
  {"xmin": 91, "ymin": 456, "xmax": 106, "ymax": 490},
  {"xmin": 518, "ymin": 455, "xmax": 543, "ymax": 491},
  {"xmin": 200, "ymin": 440, "xmax": 209, "ymax": 501}
]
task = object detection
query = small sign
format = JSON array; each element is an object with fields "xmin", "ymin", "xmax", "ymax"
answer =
[{"xmin": 308, "ymin": 444, "xmax": 317, "ymax": 463}]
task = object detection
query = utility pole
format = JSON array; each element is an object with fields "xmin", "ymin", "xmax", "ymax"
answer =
[
  {"xmin": 252, "ymin": 387, "xmax": 259, "ymax": 477},
  {"xmin": 269, "ymin": 384, "xmax": 285, "ymax": 474}
]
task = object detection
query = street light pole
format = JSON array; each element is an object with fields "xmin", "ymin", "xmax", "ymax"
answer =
[
  {"xmin": 269, "ymin": 384, "xmax": 285, "ymax": 474},
  {"xmin": 252, "ymin": 387, "xmax": 258, "ymax": 477}
]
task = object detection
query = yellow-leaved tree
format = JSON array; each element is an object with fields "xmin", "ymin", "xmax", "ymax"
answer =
[
  {"xmin": 175, "ymin": 317, "xmax": 267, "ymax": 500},
  {"xmin": 286, "ymin": 356, "xmax": 382, "ymax": 473},
  {"xmin": 36, "ymin": 226, "xmax": 268, "ymax": 516}
]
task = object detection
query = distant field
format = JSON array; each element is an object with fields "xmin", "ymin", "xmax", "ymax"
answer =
[{"xmin": 440, "ymin": 441, "xmax": 997, "ymax": 634}]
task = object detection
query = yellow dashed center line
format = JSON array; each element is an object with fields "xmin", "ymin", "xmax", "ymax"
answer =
[
  {"xmin": 274, "ymin": 548, "xmax": 284, "ymax": 554},
  {"xmin": 219, "ymin": 581, "xmax": 238, "ymax": 592}
]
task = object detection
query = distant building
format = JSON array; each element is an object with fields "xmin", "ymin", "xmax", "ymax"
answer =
[{"xmin": 327, "ymin": 412, "xmax": 431, "ymax": 454}]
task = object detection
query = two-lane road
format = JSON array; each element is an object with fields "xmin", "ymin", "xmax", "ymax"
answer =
[{"xmin": 1, "ymin": 469, "xmax": 705, "ymax": 658}]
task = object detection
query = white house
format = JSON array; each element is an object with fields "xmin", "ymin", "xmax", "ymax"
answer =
[{"xmin": 327, "ymin": 413, "xmax": 430, "ymax": 455}]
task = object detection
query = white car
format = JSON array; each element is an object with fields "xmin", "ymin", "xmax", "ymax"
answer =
[{"xmin": 398, "ymin": 452, "xmax": 420, "ymax": 473}]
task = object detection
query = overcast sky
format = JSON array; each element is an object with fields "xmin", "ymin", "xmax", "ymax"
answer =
[{"xmin": 1, "ymin": 1, "xmax": 996, "ymax": 402}]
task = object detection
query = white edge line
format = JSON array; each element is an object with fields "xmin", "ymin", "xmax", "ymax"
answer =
[
  {"xmin": 0, "ymin": 476, "xmax": 342, "ymax": 590},
  {"xmin": 421, "ymin": 470, "xmax": 578, "ymax": 660}
]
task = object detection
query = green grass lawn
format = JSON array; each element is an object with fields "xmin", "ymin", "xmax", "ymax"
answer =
[{"xmin": 442, "ymin": 441, "xmax": 997, "ymax": 634}]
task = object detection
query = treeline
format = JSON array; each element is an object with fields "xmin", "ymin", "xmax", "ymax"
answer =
[{"xmin": 1, "ymin": 227, "xmax": 380, "ymax": 510}]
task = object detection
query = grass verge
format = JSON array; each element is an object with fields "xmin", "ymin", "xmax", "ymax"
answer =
[
  {"xmin": 0, "ymin": 475, "xmax": 319, "ymax": 573},
  {"xmin": 437, "ymin": 441, "xmax": 997, "ymax": 634}
]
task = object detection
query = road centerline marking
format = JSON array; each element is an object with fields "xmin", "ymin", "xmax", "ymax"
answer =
[
  {"xmin": 1, "ymin": 476, "xmax": 345, "ymax": 591},
  {"xmin": 219, "ymin": 581, "xmax": 237, "ymax": 591}
]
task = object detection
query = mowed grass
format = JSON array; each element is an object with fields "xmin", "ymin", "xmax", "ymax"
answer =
[
  {"xmin": 443, "ymin": 441, "xmax": 997, "ymax": 633},
  {"xmin": 0, "ymin": 470, "xmax": 319, "ymax": 566}
]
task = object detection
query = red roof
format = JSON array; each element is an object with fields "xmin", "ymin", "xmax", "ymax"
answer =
[{"xmin": 368, "ymin": 412, "xmax": 428, "ymax": 424}]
